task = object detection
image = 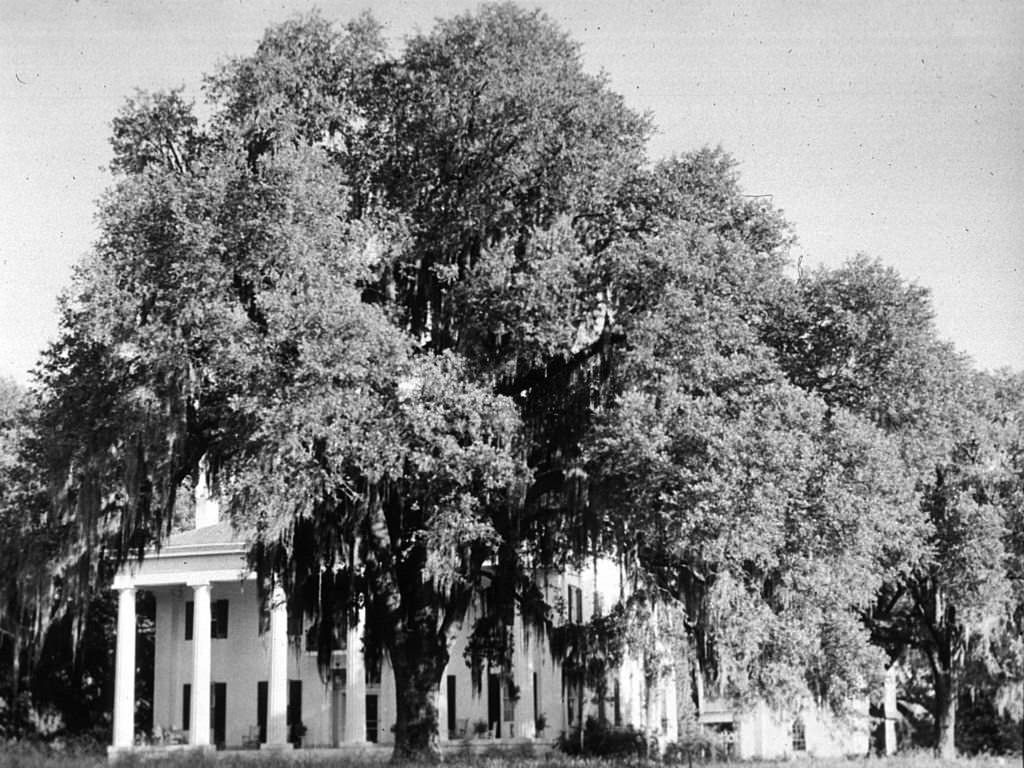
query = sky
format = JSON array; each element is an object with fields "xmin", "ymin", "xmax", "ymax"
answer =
[{"xmin": 1, "ymin": 0, "xmax": 1022, "ymax": 384}]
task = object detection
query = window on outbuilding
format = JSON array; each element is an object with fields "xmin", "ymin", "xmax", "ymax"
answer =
[{"xmin": 791, "ymin": 716, "xmax": 806, "ymax": 752}]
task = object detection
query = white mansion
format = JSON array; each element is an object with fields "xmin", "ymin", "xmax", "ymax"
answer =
[{"xmin": 108, "ymin": 488, "xmax": 885, "ymax": 758}]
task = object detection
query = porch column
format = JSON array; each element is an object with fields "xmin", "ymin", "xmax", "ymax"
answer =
[
  {"xmin": 437, "ymin": 662, "xmax": 448, "ymax": 742},
  {"xmin": 883, "ymin": 664, "xmax": 898, "ymax": 755},
  {"xmin": 627, "ymin": 654, "xmax": 644, "ymax": 728},
  {"xmin": 513, "ymin": 608, "xmax": 534, "ymax": 739},
  {"xmin": 345, "ymin": 608, "xmax": 366, "ymax": 742},
  {"xmin": 662, "ymin": 665, "xmax": 679, "ymax": 742},
  {"xmin": 189, "ymin": 581, "xmax": 211, "ymax": 746},
  {"xmin": 265, "ymin": 583, "xmax": 290, "ymax": 747},
  {"xmin": 112, "ymin": 585, "xmax": 136, "ymax": 748}
]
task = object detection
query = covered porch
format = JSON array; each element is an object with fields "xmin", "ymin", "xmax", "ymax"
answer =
[{"xmin": 107, "ymin": 520, "xmax": 371, "ymax": 758}]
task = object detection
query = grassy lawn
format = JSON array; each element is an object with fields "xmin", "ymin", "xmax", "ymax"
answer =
[{"xmin": 0, "ymin": 743, "xmax": 1020, "ymax": 768}]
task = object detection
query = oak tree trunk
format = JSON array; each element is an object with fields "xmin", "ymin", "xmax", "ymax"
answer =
[
  {"xmin": 388, "ymin": 621, "xmax": 449, "ymax": 763},
  {"xmin": 933, "ymin": 670, "xmax": 957, "ymax": 759}
]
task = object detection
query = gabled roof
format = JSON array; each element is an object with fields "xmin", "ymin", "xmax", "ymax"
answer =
[
  {"xmin": 162, "ymin": 520, "xmax": 242, "ymax": 548},
  {"xmin": 113, "ymin": 520, "xmax": 251, "ymax": 589}
]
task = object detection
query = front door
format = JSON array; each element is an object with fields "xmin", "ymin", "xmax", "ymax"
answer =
[{"xmin": 332, "ymin": 669, "xmax": 346, "ymax": 746}]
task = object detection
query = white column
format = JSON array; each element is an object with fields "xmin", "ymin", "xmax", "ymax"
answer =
[
  {"xmin": 112, "ymin": 586, "xmax": 136, "ymax": 749},
  {"xmin": 627, "ymin": 655, "xmax": 644, "ymax": 728},
  {"xmin": 513, "ymin": 608, "xmax": 534, "ymax": 739},
  {"xmin": 662, "ymin": 665, "xmax": 679, "ymax": 743},
  {"xmin": 190, "ymin": 582, "xmax": 211, "ymax": 747},
  {"xmin": 345, "ymin": 609, "xmax": 366, "ymax": 742},
  {"xmin": 437, "ymin": 662, "xmax": 449, "ymax": 742},
  {"xmin": 883, "ymin": 664, "xmax": 898, "ymax": 755},
  {"xmin": 265, "ymin": 584, "xmax": 290, "ymax": 747}
]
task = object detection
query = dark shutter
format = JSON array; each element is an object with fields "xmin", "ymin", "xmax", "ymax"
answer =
[
  {"xmin": 212, "ymin": 682, "xmax": 226, "ymax": 746},
  {"xmin": 446, "ymin": 675, "xmax": 456, "ymax": 737},
  {"xmin": 212, "ymin": 599, "xmax": 229, "ymax": 639},
  {"xmin": 183, "ymin": 683, "xmax": 191, "ymax": 730},
  {"xmin": 257, "ymin": 681, "xmax": 268, "ymax": 743},
  {"xmin": 185, "ymin": 602, "xmax": 194, "ymax": 640},
  {"xmin": 288, "ymin": 679, "xmax": 303, "ymax": 745},
  {"xmin": 533, "ymin": 672, "xmax": 539, "ymax": 724},
  {"xmin": 488, "ymin": 673, "xmax": 500, "ymax": 737}
]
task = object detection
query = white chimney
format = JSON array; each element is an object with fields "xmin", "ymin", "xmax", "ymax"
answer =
[{"xmin": 194, "ymin": 456, "xmax": 220, "ymax": 529}]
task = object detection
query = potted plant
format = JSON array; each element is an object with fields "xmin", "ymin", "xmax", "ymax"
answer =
[
  {"xmin": 534, "ymin": 712, "xmax": 547, "ymax": 737},
  {"xmin": 472, "ymin": 719, "xmax": 490, "ymax": 739},
  {"xmin": 289, "ymin": 720, "xmax": 307, "ymax": 748}
]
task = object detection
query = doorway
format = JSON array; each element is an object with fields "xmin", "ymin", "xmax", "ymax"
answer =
[{"xmin": 331, "ymin": 669, "xmax": 346, "ymax": 745}]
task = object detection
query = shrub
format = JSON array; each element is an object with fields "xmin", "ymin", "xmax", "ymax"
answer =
[{"xmin": 557, "ymin": 716, "xmax": 648, "ymax": 758}]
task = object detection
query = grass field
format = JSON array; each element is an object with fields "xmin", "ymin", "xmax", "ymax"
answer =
[{"xmin": 0, "ymin": 743, "xmax": 1019, "ymax": 768}]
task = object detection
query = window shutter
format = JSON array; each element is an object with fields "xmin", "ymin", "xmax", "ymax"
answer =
[{"xmin": 182, "ymin": 683, "xmax": 191, "ymax": 730}]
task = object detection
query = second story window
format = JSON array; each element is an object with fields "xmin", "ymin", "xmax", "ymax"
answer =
[
  {"xmin": 185, "ymin": 599, "xmax": 229, "ymax": 640},
  {"xmin": 211, "ymin": 599, "xmax": 229, "ymax": 638}
]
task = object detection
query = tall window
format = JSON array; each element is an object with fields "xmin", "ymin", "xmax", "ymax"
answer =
[
  {"xmin": 366, "ymin": 694, "xmax": 379, "ymax": 743},
  {"xmin": 182, "ymin": 684, "xmax": 191, "ymax": 730},
  {"xmin": 185, "ymin": 599, "xmax": 229, "ymax": 639},
  {"xmin": 567, "ymin": 685, "xmax": 583, "ymax": 727},
  {"xmin": 502, "ymin": 678, "xmax": 516, "ymax": 722},
  {"xmin": 211, "ymin": 600, "xmax": 229, "ymax": 639}
]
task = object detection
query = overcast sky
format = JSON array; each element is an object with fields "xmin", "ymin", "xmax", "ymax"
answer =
[{"xmin": 2, "ymin": 0, "xmax": 1022, "ymax": 384}]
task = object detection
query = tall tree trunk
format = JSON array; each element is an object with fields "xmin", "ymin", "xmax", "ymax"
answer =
[
  {"xmin": 933, "ymin": 669, "xmax": 957, "ymax": 759},
  {"xmin": 387, "ymin": 601, "xmax": 450, "ymax": 765},
  {"xmin": 390, "ymin": 649, "xmax": 445, "ymax": 763}
]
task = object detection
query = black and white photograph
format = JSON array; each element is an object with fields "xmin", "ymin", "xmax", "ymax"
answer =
[{"xmin": 0, "ymin": 1, "xmax": 1021, "ymax": 764}]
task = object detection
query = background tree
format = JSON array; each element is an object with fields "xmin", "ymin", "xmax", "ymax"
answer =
[
  {"xmin": 583, "ymin": 229, "xmax": 917, "ymax": 716},
  {"xmin": 0, "ymin": 378, "xmax": 62, "ymax": 734},
  {"xmin": 767, "ymin": 256, "xmax": 1024, "ymax": 756}
]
